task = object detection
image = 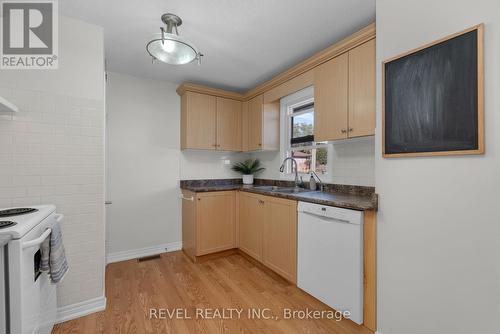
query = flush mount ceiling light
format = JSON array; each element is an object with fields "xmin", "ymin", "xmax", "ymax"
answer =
[{"xmin": 146, "ymin": 13, "xmax": 203, "ymax": 65}]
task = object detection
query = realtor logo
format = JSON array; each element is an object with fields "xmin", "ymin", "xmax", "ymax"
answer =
[{"xmin": 1, "ymin": 0, "xmax": 58, "ymax": 69}]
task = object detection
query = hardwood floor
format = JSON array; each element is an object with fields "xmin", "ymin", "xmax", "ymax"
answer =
[{"xmin": 53, "ymin": 251, "xmax": 372, "ymax": 334}]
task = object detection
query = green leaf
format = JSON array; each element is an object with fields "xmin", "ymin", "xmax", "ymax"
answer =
[{"xmin": 231, "ymin": 159, "xmax": 265, "ymax": 175}]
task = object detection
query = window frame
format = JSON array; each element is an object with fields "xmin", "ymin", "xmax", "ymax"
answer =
[
  {"xmin": 290, "ymin": 102, "xmax": 315, "ymax": 145},
  {"xmin": 280, "ymin": 86, "xmax": 331, "ymax": 179}
]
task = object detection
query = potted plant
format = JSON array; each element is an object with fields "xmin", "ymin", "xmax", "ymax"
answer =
[{"xmin": 231, "ymin": 159, "xmax": 265, "ymax": 185}]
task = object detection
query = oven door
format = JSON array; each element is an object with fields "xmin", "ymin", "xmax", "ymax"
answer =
[{"xmin": 8, "ymin": 213, "xmax": 59, "ymax": 334}]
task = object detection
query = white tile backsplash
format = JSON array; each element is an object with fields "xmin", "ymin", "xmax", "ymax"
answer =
[{"xmin": 0, "ymin": 87, "xmax": 105, "ymax": 307}]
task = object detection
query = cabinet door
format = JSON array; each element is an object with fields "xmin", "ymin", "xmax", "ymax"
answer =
[
  {"xmin": 247, "ymin": 94, "xmax": 263, "ymax": 151},
  {"xmin": 216, "ymin": 97, "xmax": 242, "ymax": 151},
  {"xmin": 241, "ymin": 101, "xmax": 249, "ymax": 152},
  {"xmin": 238, "ymin": 192, "xmax": 264, "ymax": 261},
  {"xmin": 181, "ymin": 190, "xmax": 197, "ymax": 260},
  {"xmin": 182, "ymin": 91, "xmax": 217, "ymax": 150},
  {"xmin": 196, "ymin": 191, "xmax": 236, "ymax": 255},
  {"xmin": 314, "ymin": 53, "xmax": 349, "ymax": 141},
  {"xmin": 348, "ymin": 39, "xmax": 375, "ymax": 137},
  {"xmin": 262, "ymin": 197, "xmax": 297, "ymax": 283}
]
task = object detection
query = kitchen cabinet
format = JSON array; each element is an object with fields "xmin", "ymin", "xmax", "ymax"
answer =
[
  {"xmin": 216, "ymin": 97, "xmax": 242, "ymax": 151},
  {"xmin": 314, "ymin": 53, "xmax": 349, "ymax": 141},
  {"xmin": 181, "ymin": 190, "xmax": 236, "ymax": 260},
  {"xmin": 181, "ymin": 91, "xmax": 216, "ymax": 150},
  {"xmin": 262, "ymin": 196, "xmax": 297, "ymax": 283},
  {"xmin": 348, "ymin": 39, "xmax": 376, "ymax": 138},
  {"xmin": 245, "ymin": 94, "xmax": 279, "ymax": 151},
  {"xmin": 238, "ymin": 191, "xmax": 297, "ymax": 283},
  {"xmin": 314, "ymin": 39, "xmax": 376, "ymax": 141},
  {"xmin": 180, "ymin": 91, "xmax": 242, "ymax": 151},
  {"xmin": 238, "ymin": 192, "xmax": 264, "ymax": 261}
]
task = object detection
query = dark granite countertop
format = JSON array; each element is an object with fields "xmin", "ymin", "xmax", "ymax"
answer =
[{"xmin": 180, "ymin": 179, "xmax": 377, "ymax": 211}]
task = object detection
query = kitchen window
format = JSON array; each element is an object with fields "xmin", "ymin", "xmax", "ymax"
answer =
[{"xmin": 282, "ymin": 88, "xmax": 330, "ymax": 177}]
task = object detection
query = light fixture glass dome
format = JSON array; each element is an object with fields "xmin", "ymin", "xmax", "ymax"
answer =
[{"xmin": 146, "ymin": 13, "xmax": 203, "ymax": 65}]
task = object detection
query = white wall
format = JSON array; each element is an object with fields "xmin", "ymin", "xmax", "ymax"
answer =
[
  {"xmin": 0, "ymin": 17, "xmax": 105, "ymax": 310},
  {"xmin": 376, "ymin": 1, "xmax": 500, "ymax": 333},
  {"xmin": 105, "ymin": 73, "xmax": 246, "ymax": 255},
  {"xmin": 106, "ymin": 72, "xmax": 181, "ymax": 254}
]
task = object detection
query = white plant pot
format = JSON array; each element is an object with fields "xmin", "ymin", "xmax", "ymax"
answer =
[{"xmin": 242, "ymin": 174, "xmax": 254, "ymax": 185}]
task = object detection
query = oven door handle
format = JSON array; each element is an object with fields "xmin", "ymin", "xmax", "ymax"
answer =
[{"xmin": 22, "ymin": 228, "xmax": 52, "ymax": 249}]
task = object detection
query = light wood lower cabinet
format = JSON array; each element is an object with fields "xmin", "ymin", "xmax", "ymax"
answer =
[
  {"xmin": 262, "ymin": 196, "xmax": 297, "ymax": 283},
  {"xmin": 181, "ymin": 190, "xmax": 236, "ymax": 260},
  {"xmin": 238, "ymin": 191, "xmax": 297, "ymax": 283},
  {"xmin": 238, "ymin": 192, "xmax": 264, "ymax": 261}
]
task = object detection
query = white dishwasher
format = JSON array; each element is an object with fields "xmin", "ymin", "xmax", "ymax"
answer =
[{"xmin": 297, "ymin": 201, "xmax": 364, "ymax": 324}]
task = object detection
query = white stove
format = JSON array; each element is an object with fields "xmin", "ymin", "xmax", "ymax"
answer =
[{"xmin": 0, "ymin": 205, "xmax": 61, "ymax": 334}]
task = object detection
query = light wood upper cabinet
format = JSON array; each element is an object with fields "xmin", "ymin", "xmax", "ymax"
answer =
[
  {"xmin": 241, "ymin": 101, "xmax": 249, "ymax": 151},
  {"xmin": 247, "ymin": 95, "xmax": 264, "ymax": 151},
  {"xmin": 216, "ymin": 97, "xmax": 242, "ymax": 151},
  {"xmin": 314, "ymin": 39, "xmax": 376, "ymax": 141},
  {"xmin": 180, "ymin": 91, "xmax": 242, "ymax": 151},
  {"xmin": 181, "ymin": 91, "xmax": 217, "ymax": 150},
  {"xmin": 246, "ymin": 94, "xmax": 279, "ymax": 152},
  {"xmin": 238, "ymin": 192, "xmax": 264, "ymax": 261},
  {"xmin": 181, "ymin": 190, "xmax": 236, "ymax": 260},
  {"xmin": 348, "ymin": 39, "xmax": 376, "ymax": 137},
  {"xmin": 262, "ymin": 196, "xmax": 297, "ymax": 283},
  {"xmin": 314, "ymin": 52, "xmax": 349, "ymax": 141}
]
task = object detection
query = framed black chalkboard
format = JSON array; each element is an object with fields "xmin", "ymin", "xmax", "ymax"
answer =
[{"xmin": 383, "ymin": 24, "xmax": 484, "ymax": 157}]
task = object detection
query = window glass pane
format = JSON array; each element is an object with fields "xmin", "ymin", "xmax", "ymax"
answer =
[
  {"xmin": 291, "ymin": 149, "xmax": 312, "ymax": 174},
  {"xmin": 291, "ymin": 111, "xmax": 314, "ymax": 139},
  {"xmin": 315, "ymin": 147, "xmax": 328, "ymax": 175}
]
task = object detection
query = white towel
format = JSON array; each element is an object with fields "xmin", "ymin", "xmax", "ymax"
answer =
[{"xmin": 40, "ymin": 221, "xmax": 69, "ymax": 283}]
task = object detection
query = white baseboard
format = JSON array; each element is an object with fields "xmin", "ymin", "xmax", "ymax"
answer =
[
  {"xmin": 106, "ymin": 241, "xmax": 182, "ymax": 264},
  {"xmin": 56, "ymin": 296, "xmax": 106, "ymax": 324}
]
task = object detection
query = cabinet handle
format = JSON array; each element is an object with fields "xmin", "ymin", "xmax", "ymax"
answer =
[
  {"xmin": 259, "ymin": 199, "xmax": 265, "ymax": 205},
  {"xmin": 258, "ymin": 143, "xmax": 262, "ymax": 147},
  {"xmin": 348, "ymin": 128, "xmax": 353, "ymax": 132},
  {"xmin": 341, "ymin": 129, "xmax": 347, "ymax": 133}
]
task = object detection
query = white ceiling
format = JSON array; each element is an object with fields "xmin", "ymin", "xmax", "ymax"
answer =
[{"xmin": 60, "ymin": 0, "xmax": 375, "ymax": 93}]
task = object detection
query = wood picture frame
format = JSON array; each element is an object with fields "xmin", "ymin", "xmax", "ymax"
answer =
[{"xmin": 382, "ymin": 24, "xmax": 484, "ymax": 158}]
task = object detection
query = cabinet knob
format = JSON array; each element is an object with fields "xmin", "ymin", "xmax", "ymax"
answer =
[
  {"xmin": 348, "ymin": 128, "xmax": 353, "ymax": 132},
  {"xmin": 341, "ymin": 129, "xmax": 347, "ymax": 133},
  {"xmin": 258, "ymin": 143, "xmax": 262, "ymax": 146}
]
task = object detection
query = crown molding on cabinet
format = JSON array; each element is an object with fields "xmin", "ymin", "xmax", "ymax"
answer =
[
  {"xmin": 176, "ymin": 83, "xmax": 245, "ymax": 101},
  {"xmin": 176, "ymin": 22, "xmax": 376, "ymax": 102}
]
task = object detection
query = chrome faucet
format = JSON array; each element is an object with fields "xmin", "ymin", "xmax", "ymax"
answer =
[
  {"xmin": 280, "ymin": 157, "xmax": 300, "ymax": 188},
  {"xmin": 310, "ymin": 171, "xmax": 324, "ymax": 192}
]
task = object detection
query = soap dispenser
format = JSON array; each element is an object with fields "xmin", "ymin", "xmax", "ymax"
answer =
[{"xmin": 309, "ymin": 173, "xmax": 317, "ymax": 190}]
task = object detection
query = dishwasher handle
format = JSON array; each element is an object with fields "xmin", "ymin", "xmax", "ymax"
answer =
[{"xmin": 300, "ymin": 211, "xmax": 354, "ymax": 225}]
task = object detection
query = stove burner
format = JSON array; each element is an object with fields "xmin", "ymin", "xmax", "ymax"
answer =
[
  {"xmin": 0, "ymin": 208, "xmax": 38, "ymax": 218},
  {"xmin": 0, "ymin": 221, "xmax": 16, "ymax": 229}
]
